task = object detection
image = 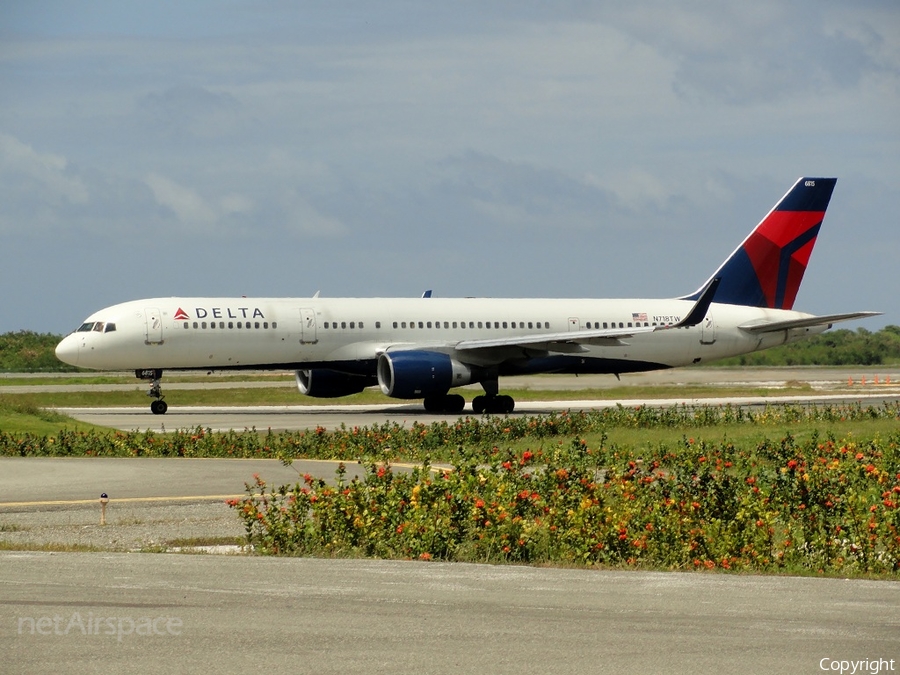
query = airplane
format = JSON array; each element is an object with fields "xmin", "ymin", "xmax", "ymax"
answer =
[{"xmin": 55, "ymin": 177, "xmax": 879, "ymax": 415}]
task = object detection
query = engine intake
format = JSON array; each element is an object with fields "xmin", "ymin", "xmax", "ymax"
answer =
[
  {"xmin": 295, "ymin": 369, "xmax": 377, "ymax": 398},
  {"xmin": 377, "ymin": 351, "xmax": 476, "ymax": 399}
]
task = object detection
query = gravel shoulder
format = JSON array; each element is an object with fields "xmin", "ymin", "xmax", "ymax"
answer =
[{"xmin": 0, "ymin": 501, "xmax": 245, "ymax": 552}]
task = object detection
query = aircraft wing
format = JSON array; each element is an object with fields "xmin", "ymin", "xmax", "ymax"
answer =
[
  {"xmin": 738, "ymin": 311, "xmax": 882, "ymax": 334},
  {"xmin": 455, "ymin": 278, "xmax": 721, "ymax": 353}
]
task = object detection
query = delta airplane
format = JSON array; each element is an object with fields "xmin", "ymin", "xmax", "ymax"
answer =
[{"xmin": 56, "ymin": 177, "xmax": 878, "ymax": 415}]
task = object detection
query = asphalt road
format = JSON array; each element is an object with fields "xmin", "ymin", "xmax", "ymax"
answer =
[
  {"xmin": 3, "ymin": 552, "xmax": 898, "ymax": 675},
  {"xmin": 0, "ymin": 457, "xmax": 361, "ymax": 505}
]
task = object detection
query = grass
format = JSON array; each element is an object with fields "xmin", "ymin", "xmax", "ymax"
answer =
[
  {"xmin": 0, "ymin": 541, "xmax": 105, "ymax": 553},
  {"xmin": 492, "ymin": 416, "xmax": 900, "ymax": 459},
  {"xmin": 0, "ymin": 396, "xmax": 110, "ymax": 434}
]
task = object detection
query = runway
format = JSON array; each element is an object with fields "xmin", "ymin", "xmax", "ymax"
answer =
[
  {"xmin": 9, "ymin": 366, "xmax": 887, "ymax": 430},
  {"xmin": 56, "ymin": 391, "xmax": 900, "ymax": 432}
]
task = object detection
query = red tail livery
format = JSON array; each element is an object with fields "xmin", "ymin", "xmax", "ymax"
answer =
[{"xmin": 688, "ymin": 177, "xmax": 835, "ymax": 309}]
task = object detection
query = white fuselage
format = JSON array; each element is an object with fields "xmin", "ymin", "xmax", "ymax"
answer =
[{"xmin": 55, "ymin": 296, "xmax": 823, "ymax": 375}]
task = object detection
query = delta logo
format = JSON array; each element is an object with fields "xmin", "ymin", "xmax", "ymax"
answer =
[{"xmin": 173, "ymin": 306, "xmax": 266, "ymax": 320}]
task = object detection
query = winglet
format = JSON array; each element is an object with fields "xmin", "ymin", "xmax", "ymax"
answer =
[{"xmin": 670, "ymin": 277, "xmax": 720, "ymax": 329}]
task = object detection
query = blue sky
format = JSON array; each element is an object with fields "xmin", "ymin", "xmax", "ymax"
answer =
[{"xmin": 1, "ymin": 1, "xmax": 897, "ymax": 334}]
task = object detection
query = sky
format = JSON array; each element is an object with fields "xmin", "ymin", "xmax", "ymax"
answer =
[{"xmin": 1, "ymin": 1, "xmax": 898, "ymax": 334}]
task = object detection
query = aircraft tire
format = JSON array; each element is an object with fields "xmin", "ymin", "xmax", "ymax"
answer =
[
  {"xmin": 150, "ymin": 400, "xmax": 168, "ymax": 415},
  {"xmin": 425, "ymin": 394, "xmax": 466, "ymax": 414}
]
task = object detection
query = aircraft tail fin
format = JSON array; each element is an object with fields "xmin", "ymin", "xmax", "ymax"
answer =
[{"xmin": 684, "ymin": 177, "xmax": 836, "ymax": 309}]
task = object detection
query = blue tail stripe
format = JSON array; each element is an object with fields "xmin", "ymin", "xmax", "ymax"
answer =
[{"xmin": 774, "ymin": 222, "xmax": 821, "ymax": 308}]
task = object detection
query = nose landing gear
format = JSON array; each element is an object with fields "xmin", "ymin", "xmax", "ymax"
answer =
[{"xmin": 137, "ymin": 369, "xmax": 168, "ymax": 415}]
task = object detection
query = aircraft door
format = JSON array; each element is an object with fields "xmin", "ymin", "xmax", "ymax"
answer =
[
  {"xmin": 300, "ymin": 308, "xmax": 317, "ymax": 344},
  {"xmin": 700, "ymin": 314, "xmax": 716, "ymax": 345},
  {"xmin": 568, "ymin": 317, "xmax": 580, "ymax": 331},
  {"xmin": 144, "ymin": 308, "xmax": 163, "ymax": 344}
]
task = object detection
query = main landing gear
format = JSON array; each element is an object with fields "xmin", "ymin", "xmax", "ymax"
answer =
[
  {"xmin": 423, "ymin": 393, "xmax": 466, "ymax": 414},
  {"xmin": 471, "ymin": 376, "xmax": 515, "ymax": 415},
  {"xmin": 137, "ymin": 369, "xmax": 168, "ymax": 415},
  {"xmin": 471, "ymin": 394, "xmax": 514, "ymax": 414}
]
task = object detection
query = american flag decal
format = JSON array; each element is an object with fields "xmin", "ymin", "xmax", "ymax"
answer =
[{"xmin": 632, "ymin": 312, "xmax": 647, "ymax": 322}]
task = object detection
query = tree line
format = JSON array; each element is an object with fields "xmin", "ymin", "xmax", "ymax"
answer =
[{"xmin": 0, "ymin": 326, "xmax": 898, "ymax": 372}]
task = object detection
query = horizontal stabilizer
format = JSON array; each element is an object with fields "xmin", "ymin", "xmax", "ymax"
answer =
[{"xmin": 739, "ymin": 311, "xmax": 882, "ymax": 334}]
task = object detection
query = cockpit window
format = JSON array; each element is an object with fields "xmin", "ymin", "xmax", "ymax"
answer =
[
  {"xmin": 104, "ymin": 323, "xmax": 116, "ymax": 333},
  {"xmin": 92, "ymin": 322, "xmax": 105, "ymax": 332},
  {"xmin": 77, "ymin": 322, "xmax": 95, "ymax": 332}
]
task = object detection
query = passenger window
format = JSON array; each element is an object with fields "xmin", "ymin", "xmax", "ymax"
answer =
[
  {"xmin": 341, "ymin": 322, "xmax": 346, "ymax": 329},
  {"xmin": 477, "ymin": 322, "xmax": 483, "ymax": 328},
  {"xmin": 359, "ymin": 322, "xmax": 364, "ymax": 329},
  {"xmin": 273, "ymin": 322, "xmax": 277, "ymax": 329},
  {"xmin": 418, "ymin": 321, "xmax": 423, "ymax": 329},
  {"xmin": 254, "ymin": 322, "xmax": 260, "ymax": 329},
  {"xmin": 349, "ymin": 322, "xmax": 355, "ymax": 329},
  {"xmin": 183, "ymin": 323, "xmax": 189, "ymax": 329},
  {"xmin": 202, "ymin": 322, "xmax": 207, "ymax": 329},
  {"xmin": 263, "ymin": 322, "xmax": 268, "ymax": 329},
  {"xmin": 443, "ymin": 321, "xmax": 449, "ymax": 329},
  {"xmin": 427, "ymin": 321, "xmax": 432, "ymax": 329},
  {"xmin": 193, "ymin": 322, "xmax": 199, "ymax": 329},
  {"xmin": 502, "ymin": 322, "xmax": 507, "ymax": 329},
  {"xmin": 401, "ymin": 322, "xmax": 407, "ymax": 328}
]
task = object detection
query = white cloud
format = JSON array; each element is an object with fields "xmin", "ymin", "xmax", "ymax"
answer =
[
  {"xmin": 0, "ymin": 133, "xmax": 88, "ymax": 205},
  {"xmin": 145, "ymin": 172, "xmax": 217, "ymax": 228}
]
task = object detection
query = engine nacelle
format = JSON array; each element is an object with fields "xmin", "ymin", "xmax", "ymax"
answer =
[
  {"xmin": 295, "ymin": 369, "xmax": 377, "ymax": 398},
  {"xmin": 377, "ymin": 351, "xmax": 476, "ymax": 399}
]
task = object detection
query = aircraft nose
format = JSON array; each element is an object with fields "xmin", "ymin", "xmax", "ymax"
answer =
[{"xmin": 55, "ymin": 335, "xmax": 80, "ymax": 367}]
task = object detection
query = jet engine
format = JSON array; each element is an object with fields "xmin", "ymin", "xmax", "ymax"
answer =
[
  {"xmin": 376, "ymin": 351, "xmax": 476, "ymax": 399},
  {"xmin": 295, "ymin": 369, "xmax": 377, "ymax": 398}
]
